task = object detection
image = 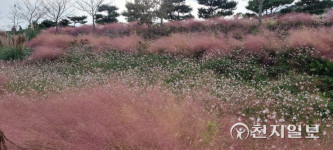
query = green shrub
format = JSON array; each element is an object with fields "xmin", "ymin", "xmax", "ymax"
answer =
[
  {"xmin": 0, "ymin": 47, "xmax": 31, "ymax": 61},
  {"xmin": 24, "ymin": 28, "xmax": 41, "ymax": 40}
]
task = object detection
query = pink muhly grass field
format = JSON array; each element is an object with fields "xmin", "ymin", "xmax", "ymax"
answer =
[
  {"xmin": 325, "ymin": 10, "xmax": 333, "ymax": 24},
  {"xmin": 27, "ymin": 33, "xmax": 73, "ymax": 49},
  {"xmin": 26, "ymin": 33, "xmax": 73, "ymax": 61},
  {"xmin": 0, "ymin": 83, "xmax": 213, "ymax": 149},
  {"xmin": 27, "ymin": 46, "xmax": 67, "ymax": 61},
  {"xmin": 287, "ymin": 27, "xmax": 333, "ymax": 59},
  {"xmin": 0, "ymin": 73, "xmax": 6, "ymax": 88},
  {"xmin": 243, "ymin": 30, "xmax": 283, "ymax": 53},
  {"xmin": 278, "ymin": 13, "xmax": 317, "ymax": 27},
  {"xmin": 76, "ymin": 34, "xmax": 143, "ymax": 52},
  {"xmin": 149, "ymin": 33, "xmax": 232, "ymax": 56}
]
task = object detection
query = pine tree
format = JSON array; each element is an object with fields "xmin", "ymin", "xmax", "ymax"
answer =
[
  {"xmin": 68, "ymin": 16, "xmax": 88, "ymax": 26},
  {"xmin": 168, "ymin": 0, "xmax": 193, "ymax": 20},
  {"xmin": 95, "ymin": 5, "xmax": 119, "ymax": 24},
  {"xmin": 246, "ymin": 0, "xmax": 294, "ymax": 15},
  {"xmin": 295, "ymin": 0, "xmax": 333, "ymax": 14},
  {"xmin": 198, "ymin": 0, "xmax": 237, "ymax": 18},
  {"xmin": 122, "ymin": 0, "xmax": 158, "ymax": 25},
  {"xmin": 59, "ymin": 19, "xmax": 71, "ymax": 27}
]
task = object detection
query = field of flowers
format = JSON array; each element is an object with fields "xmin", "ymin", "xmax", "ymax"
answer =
[{"xmin": 0, "ymin": 12, "xmax": 333, "ymax": 149}]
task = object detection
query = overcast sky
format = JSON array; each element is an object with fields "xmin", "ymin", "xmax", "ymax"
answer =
[{"xmin": 0, "ymin": 0, "xmax": 250, "ymax": 31}]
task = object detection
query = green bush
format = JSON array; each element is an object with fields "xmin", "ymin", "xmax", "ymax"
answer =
[{"xmin": 0, "ymin": 47, "xmax": 31, "ymax": 61}]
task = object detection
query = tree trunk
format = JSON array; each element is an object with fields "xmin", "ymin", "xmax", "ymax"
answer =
[
  {"xmin": 56, "ymin": 21, "xmax": 59, "ymax": 34},
  {"xmin": 93, "ymin": 17, "xmax": 96, "ymax": 31},
  {"xmin": 30, "ymin": 20, "xmax": 34, "ymax": 30},
  {"xmin": 258, "ymin": 0, "xmax": 265, "ymax": 30}
]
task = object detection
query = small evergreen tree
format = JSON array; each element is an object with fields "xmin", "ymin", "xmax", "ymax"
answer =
[
  {"xmin": 95, "ymin": 5, "xmax": 119, "ymax": 24},
  {"xmin": 38, "ymin": 20, "xmax": 56, "ymax": 29},
  {"xmin": 246, "ymin": 0, "xmax": 294, "ymax": 15},
  {"xmin": 59, "ymin": 19, "xmax": 71, "ymax": 27},
  {"xmin": 295, "ymin": 0, "xmax": 333, "ymax": 14},
  {"xmin": 68, "ymin": 16, "xmax": 88, "ymax": 26},
  {"xmin": 168, "ymin": 0, "xmax": 193, "ymax": 20},
  {"xmin": 198, "ymin": 0, "xmax": 237, "ymax": 18},
  {"xmin": 122, "ymin": 0, "xmax": 158, "ymax": 25}
]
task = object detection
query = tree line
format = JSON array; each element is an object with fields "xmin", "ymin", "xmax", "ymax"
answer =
[{"xmin": 7, "ymin": 0, "xmax": 333, "ymax": 33}]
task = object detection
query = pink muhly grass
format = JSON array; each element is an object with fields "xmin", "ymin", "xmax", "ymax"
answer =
[
  {"xmin": 149, "ymin": 33, "xmax": 232, "ymax": 56},
  {"xmin": 27, "ymin": 33, "xmax": 73, "ymax": 49},
  {"xmin": 287, "ymin": 28, "xmax": 333, "ymax": 59},
  {"xmin": 0, "ymin": 73, "xmax": 7, "ymax": 88},
  {"xmin": 108, "ymin": 35, "xmax": 144, "ymax": 53},
  {"xmin": 325, "ymin": 10, "xmax": 333, "ymax": 24},
  {"xmin": 76, "ymin": 35, "xmax": 143, "ymax": 52},
  {"xmin": 76, "ymin": 35, "xmax": 111, "ymax": 52},
  {"xmin": 278, "ymin": 13, "xmax": 317, "ymax": 27},
  {"xmin": 26, "ymin": 33, "xmax": 73, "ymax": 61},
  {"xmin": 27, "ymin": 46, "xmax": 67, "ymax": 61},
  {"xmin": 243, "ymin": 30, "xmax": 283, "ymax": 53},
  {"xmin": 0, "ymin": 83, "xmax": 212, "ymax": 149},
  {"xmin": 98, "ymin": 23, "xmax": 130, "ymax": 35},
  {"xmin": 45, "ymin": 27, "xmax": 81, "ymax": 36}
]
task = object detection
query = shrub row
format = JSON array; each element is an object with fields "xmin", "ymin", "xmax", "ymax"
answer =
[
  {"xmin": 44, "ymin": 12, "xmax": 333, "ymax": 39},
  {"xmin": 26, "ymin": 27, "xmax": 333, "ymax": 61}
]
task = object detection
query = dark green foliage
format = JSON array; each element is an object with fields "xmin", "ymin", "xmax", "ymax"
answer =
[
  {"xmin": 96, "ymin": 5, "xmax": 119, "ymax": 24},
  {"xmin": 59, "ymin": 19, "xmax": 71, "ymax": 27},
  {"xmin": 39, "ymin": 20, "xmax": 56, "ymax": 29},
  {"xmin": 246, "ymin": 0, "xmax": 294, "ymax": 14},
  {"xmin": 0, "ymin": 47, "xmax": 31, "ymax": 61},
  {"xmin": 68, "ymin": 16, "xmax": 88, "ymax": 26},
  {"xmin": 168, "ymin": 0, "xmax": 193, "ymax": 20},
  {"xmin": 295, "ymin": 0, "xmax": 333, "ymax": 14},
  {"xmin": 122, "ymin": 0, "xmax": 156, "ymax": 25},
  {"xmin": 24, "ymin": 29, "xmax": 40, "ymax": 40},
  {"xmin": 198, "ymin": 0, "xmax": 237, "ymax": 18}
]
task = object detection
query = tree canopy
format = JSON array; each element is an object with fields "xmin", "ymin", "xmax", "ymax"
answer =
[
  {"xmin": 246, "ymin": 0, "xmax": 294, "ymax": 14},
  {"xmin": 122, "ymin": 0, "xmax": 158, "ymax": 25},
  {"xmin": 295, "ymin": 0, "xmax": 333, "ymax": 14},
  {"xmin": 198, "ymin": 0, "xmax": 237, "ymax": 18},
  {"xmin": 68, "ymin": 16, "xmax": 88, "ymax": 26},
  {"xmin": 168, "ymin": 0, "xmax": 193, "ymax": 20},
  {"xmin": 96, "ymin": 5, "xmax": 119, "ymax": 24}
]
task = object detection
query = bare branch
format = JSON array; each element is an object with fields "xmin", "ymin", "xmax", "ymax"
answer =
[
  {"xmin": 75, "ymin": 0, "xmax": 105, "ymax": 31},
  {"xmin": 43, "ymin": 0, "xmax": 74, "ymax": 33},
  {"xmin": 16, "ymin": 0, "xmax": 47, "ymax": 29}
]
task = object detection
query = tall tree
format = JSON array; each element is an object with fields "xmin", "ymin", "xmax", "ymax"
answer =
[
  {"xmin": 155, "ymin": 0, "xmax": 171, "ymax": 25},
  {"xmin": 44, "ymin": 0, "xmax": 73, "ymax": 33},
  {"xmin": 258, "ymin": 0, "xmax": 265, "ymax": 29},
  {"xmin": 76, "ymin": 0, "xmax": 105, "ymax": 31},
  {"xmin": 168, "ymin": 0, "xmax": 193, "ymax": 20},
  {"xmin": 68, "ymin": 16, "xmax": 88, "ymax": 26},
  {"xmin": 246, "ymin": 0, "xmax": 294, "ymax": 15},
  {"xmin": 122, "ymin": 0, "xmax": 158, "ymax": 25},
  {"xmin": 95, "ymin": 5, "xmax": 119, "ymax": 24},
  {"xmin": 295, "ymin": 0, "xmax": 333, "ymax": 14},
  {"xmin": 16, "ymin": 0, "xmax": 46, "ymax": 30},
  {"xmin": 198, "ymin": 0, "xmax": 237, "ymax": 18}
]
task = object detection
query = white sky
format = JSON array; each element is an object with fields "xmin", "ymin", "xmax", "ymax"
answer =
[{"xmin": 0, "ymin": 0, "xmax": 250, "ymax": 31}]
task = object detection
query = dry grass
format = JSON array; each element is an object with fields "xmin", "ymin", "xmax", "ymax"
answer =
[{"xmin": 0, "ymin": 33, "xmax": 27, "ymax": 50}]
